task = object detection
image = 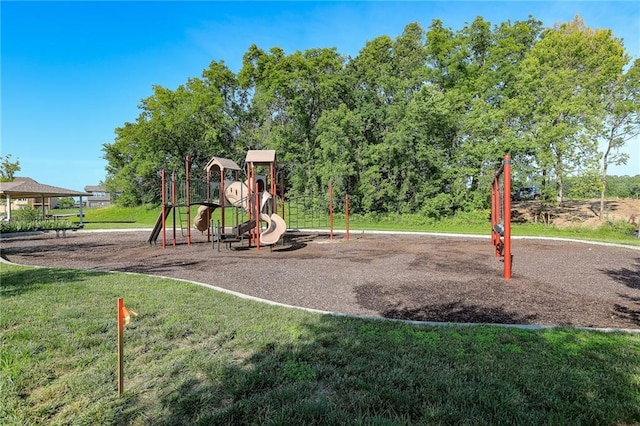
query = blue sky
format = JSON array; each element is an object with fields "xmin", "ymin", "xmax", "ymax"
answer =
[{"xmin": 2, "ymin": 1, "xmax": 639, "ymax": 192}]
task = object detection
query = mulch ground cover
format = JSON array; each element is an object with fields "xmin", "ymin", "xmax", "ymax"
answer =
[{"xmin": 2, "ymin": 230, "xmax": 639, "ymax": 330}]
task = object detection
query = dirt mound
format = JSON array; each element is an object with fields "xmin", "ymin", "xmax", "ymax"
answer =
[{"xmin": 511, "ymin": 198, "xmax": 640, "ymax": 229}]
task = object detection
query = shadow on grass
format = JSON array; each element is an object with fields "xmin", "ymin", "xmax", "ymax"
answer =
[
  {"xmin": 0, "ymin": 266, "xmax": 108, "ymax": 298},
  {"xmin": 124, "ymin": 314, "xmax": 640, "ymax": 425},
  {"xmin": 4, "ymin": 266, "xmax": 639, "ymax": 424}
]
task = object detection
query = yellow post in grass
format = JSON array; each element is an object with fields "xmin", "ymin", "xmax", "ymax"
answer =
[{"xmin": 117, "ymin": 297, "xmax": 137, "ymax": 395}]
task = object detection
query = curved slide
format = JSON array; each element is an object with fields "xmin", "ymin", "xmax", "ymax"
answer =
[
  {"xmin": 194, "ymin": 205, "xmax": 217, "ymax": 232},
  {"xmin": 224, "ymin": 181, "xmax": 250, "ymax": 210},
  {"xmin": 259, "ymin": 213, "xmax": 287, "ymax": 245},
  {"xmin": 224, "ymin": 180, "xmax": 286, "ymax": 244}
]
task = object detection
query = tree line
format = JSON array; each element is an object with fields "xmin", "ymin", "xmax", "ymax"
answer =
[{"xmin": 103, "ymin": 16, "xmax": 640, "ymax": 218}]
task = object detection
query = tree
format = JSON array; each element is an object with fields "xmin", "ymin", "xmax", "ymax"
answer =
[
  {"xmin": 344, "ymin": 23, "xmax": 431, "ymax": 212},
  {"xmin": 103, "ymin": 61, "xmax": 243, "ymax": 205},
  {"xmin": 101, "ymin": 15, "xmax": 635, "ymax": 220},
  {"xmin": 597, "ymin": 59, "xmax": 640, "ymax": 215},
  {"xmin": 57, "ymin": 197, "xmax": 75, "ymax": 209},
  {"xmin": 0, "ymin": 154, "xmax": 20, "ymax": 182},
  {"xmin": 239, "ymin": 45, "xmax": 347, "ymax": 196},
  {"xmin": 512, "ymin": 17, "xmax": 627, "ymax": 203}
]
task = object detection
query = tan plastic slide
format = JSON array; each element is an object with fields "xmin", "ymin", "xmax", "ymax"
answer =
[
  {"xmin": 224, "ymin": 180, "xmax": 286, "ymax": 244},
  {"xmin": 260, "ymin": 212, "xmax": 287, "ymax": 245},
  {"xmin": 224, "ymin": 181, "xmax": 250, "ymax": 210},
  {"xmin": 194, "ymin": 205, "xmax": 216, "ymax": 232}
]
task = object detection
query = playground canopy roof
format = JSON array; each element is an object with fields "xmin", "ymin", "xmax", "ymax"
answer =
[
  {"xmin": 246, "ymin": 150, "xmax": 276, "ymax": 165},
  {"xmin": 205, "ymin": 156, "xmax": 242, "ymax": 173},
  {"xmin": 0, "ymin": 177, "xmax": 90, "ymax": 199}
]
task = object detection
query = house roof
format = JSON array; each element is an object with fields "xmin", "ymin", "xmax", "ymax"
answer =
[
  {"xmin": 84, "ymin": 185, "xmax": 106, "ymax": 192},
  {"xmin": 0, "ymin": 177, "xmax": 91, "ymax": 198}
]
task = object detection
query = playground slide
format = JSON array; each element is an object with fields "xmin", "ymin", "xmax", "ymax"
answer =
[
  {"xmin": 193, "ymin": 205, "xmax": 217, "ymax": 232},
  {"xmin": 223, "ymin": 180, "xmax": 287, "ymax": 244},
  {"xmin": 225, "ymin": 180, "xmax": 272, "ymax": 212},
  {"xmin": 224, "ymin": 181, "xmax": 250, "ymax": 210},
  {"xmin": 148, "ymin": 205, "xmax": 172, "ymax": 244},
  {"xmin": 260, "ymin": 212, "xmax": 287, "ymax": 245}
]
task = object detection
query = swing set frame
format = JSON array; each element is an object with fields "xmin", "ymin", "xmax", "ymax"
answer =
[{"xmin": 491, "ymin": 154, "xmax": 512, "ymax": 279}]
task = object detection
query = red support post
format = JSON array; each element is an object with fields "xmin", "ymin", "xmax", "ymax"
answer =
[
  {"xmin": 250, "ymin": 165, "xmax": 260, "ymax": 251},
  {"xmin": 503, "ymin": 155, "xmax": 512, "ymax": 279},
  {"xmin": 172, "ymin": 172, "xmax": 177, "ymax": 246},
  {"xmin": 160, "ymin": 169, "xmax": 167, "ymax": 248},
  {"xmin": 206, "ymin": 168, "xmax": 211, "ymax": 242},
  {"xmin": 491, "ymin": 173, "xmax": 501, "ymax": 257},
  {"xmin": 161, "ymin": 169, "xmax": 166, "ymax": 249},
  {"xmin": 490, "ymin": 154, "xmax": 512, "ymax": 279},
  {"xmin": 280, "ymin": 172, "xmax": 285, "ymax": 220},
  {"xmin": 270, "ymin": 163, "xmax": 276, "ymax": 214},
  {"xmin": 186, "ymin": 156, "xmax": 191, "ymax": 246},
  {"xmin": 329, "ymin": 182, "xmax": 334, "ymax": 240},
  {"xmin": 345, "ymin": 193, "xmax": 350, "ymax": 241},
  {"xmin": 220, "ymin": 168, "xmax": 226, "ymax": 232}
]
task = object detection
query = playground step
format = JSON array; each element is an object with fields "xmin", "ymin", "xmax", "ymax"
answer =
[{"xmin": 177, "ymin": 206, "xmax": 190, "ymax": 237}]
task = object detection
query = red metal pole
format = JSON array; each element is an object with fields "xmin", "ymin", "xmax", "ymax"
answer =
[
  {"xmin": 345, "ymin": 193, "xmax": 350, "ymax": 241},
  {"xmin": 503, "ymin": 154, "xmax": 512, "ymax": 279},
  {"xmin": 161, "ymin": 169, "xmax": 166, "ymax": 249},
  {"xmin": 329, "ymin": 182, "xmax": 333, "ymax": 240},
  {"xmin": 491, "ymin": 172, "xmax": 496, "ymax": 246},
  {"xmin": 220, "ymin": 167, "xmax": 226, "ymax": 232},
  {"xmin": 491, "ymin": 176, "xmax": 499, "ymax": 256},
  {"xmin": 254, "ymin": 165, "xmax": 260, "ymax": 251},
  {"xmin": 186, "ymin": 157, "xmax": 191, "ymax": 246},
  {"xmin": 206, "ymin": 168, "xmax": 211, "ymax": 242},
  {"xmin": 270, "ymin": 162, "xmax": 276, "ymax": 214},
  {"xmin": 172, "ymin": 172, "xmax": 177, "ymax": 246},
  {"xmin": 280, "ymin": 172, "xmax": 285, "ymax": 219}
]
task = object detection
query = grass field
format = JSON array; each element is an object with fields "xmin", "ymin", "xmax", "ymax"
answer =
[
  {"xmin": 2, "ymin": 263, "xmax": 639, "ymax": 425},
  {"xmin": 2, "ymin": 205, "xmax": 640, "ymax": 423}
]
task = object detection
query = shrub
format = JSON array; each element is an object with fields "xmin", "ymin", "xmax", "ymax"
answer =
[{"xmin": 12, "ymin": 206, "xmax": 41, "ymax": 222}]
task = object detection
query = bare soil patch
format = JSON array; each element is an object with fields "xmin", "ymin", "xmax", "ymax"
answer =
[
  {"xmin": 2, "ymin": 229, "xmax": 639, "ymax": 330},
  {"xmin": 511, "ymin": 198, "xmax": 640, "ymax": 229}
]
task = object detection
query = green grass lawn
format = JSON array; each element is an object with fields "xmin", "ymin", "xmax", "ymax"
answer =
[
  {"xmin": 1, "ymin": 263, "xmax": 639, "ymax": 425},
  {"xmin": 2, "ymin": 204, "xmax": 639, "ymax": 423},
  {"xmin": 55, "ymin": 204, "xmax": 640, "ymax": 246}
]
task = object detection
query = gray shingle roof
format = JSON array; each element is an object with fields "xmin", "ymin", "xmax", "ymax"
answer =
[{"xmin": 0, "ymin": 177, "xmax": 90, "ymax": 198}]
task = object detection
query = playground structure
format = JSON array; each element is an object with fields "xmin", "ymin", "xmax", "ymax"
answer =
[
  {"xmin": 148, "ymin": 150, "xmax": 287, "ymax": 250},
  {"xmin": 491, "ymin": 154, "xmax": 512, "ymax": 279}
]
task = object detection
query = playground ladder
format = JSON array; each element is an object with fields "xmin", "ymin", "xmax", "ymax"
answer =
[{"xmin": 177, "ymin": 206, "xmax": 189, "ymax": 237}]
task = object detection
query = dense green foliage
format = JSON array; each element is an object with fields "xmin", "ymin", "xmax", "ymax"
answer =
[
  {"xmin": 103, "ymin": 16, "xmax": 639, "ymax": 218},
  {"xmin": 0, "ymin": 154, "xmax": 21, "ymax": 182},
  {"xmin": 0, "ymin": 219, "xmax": 78, "ymax": 234},
  {"xmin": 55, "ymin": 197, "xmax": 75, "ymax": 209},
  {"xmin": 9, "ymin": 206, "xmax": 41, "ymax": 222},
  {"xmin": 2, "ymin": 264, "xmax": 639, "ymax": 424},
  {"xmin": 565, "ymin": 174, "xmax": 640, "ymax": 199}
]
